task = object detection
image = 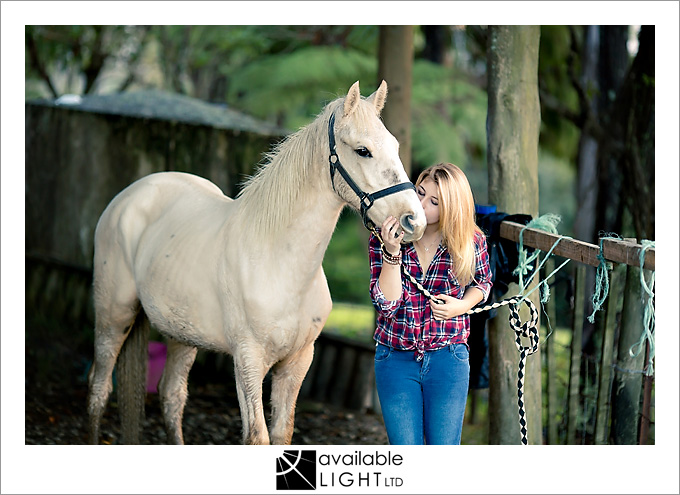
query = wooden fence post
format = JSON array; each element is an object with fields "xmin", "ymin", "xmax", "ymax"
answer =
[
  {"xmin": 639, "ymin": 342, "xmax": 654, "ymax": 444},
  {"xmin": 610, "ymin": 263, "xmax": 651, "ymax": 444},
  {"xmin": 543, "ymin": 257, "xmax": 558, "ymax": 444},
  {"xmin": 567, "ymin": 264, "xmax": 586, "ymax": 444},
  {"xmin": 594, "ymin": 262, "xmax": 626, "ymax": 444}
]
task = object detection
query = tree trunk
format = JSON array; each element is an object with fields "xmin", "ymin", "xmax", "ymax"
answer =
[
  {"xmin": 593, "ymin": 25, "xmax": 630, "ymax": 237},
  {"xmin": 610, "ymin": 264, "xmax": 652, "ymax": 444},
  {"xmin": 608, "ymin": 25, "xmax": 655, "ymax": 241},
  {"xmin": 421, "ymin": 26, "xmax": 448, "ymax": 65},
  {"xmin": 378, "ymin": 26, "xmax": 414, "ymax": 176},
  {"xmin": 574, "ymin": 25, "xmax": 601, "ymax": 245},
  {"xmin": 486, "ymin": 25, "xmax": 542, "ymax": 444}
]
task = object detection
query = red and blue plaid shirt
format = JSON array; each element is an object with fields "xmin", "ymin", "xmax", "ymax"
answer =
[{"xmin": 369, "ymin": 230, "xmax": 492, "ymax": 360}]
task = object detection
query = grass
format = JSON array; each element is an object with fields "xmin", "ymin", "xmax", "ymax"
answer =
[{"xmin": 323, "ymin": 302, "xmax": 375, "ymax": 343}]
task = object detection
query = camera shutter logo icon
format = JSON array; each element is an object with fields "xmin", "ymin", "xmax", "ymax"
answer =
[{"xmin": 276, "ymin": 450, "xmax": 317, "ymax": 490}]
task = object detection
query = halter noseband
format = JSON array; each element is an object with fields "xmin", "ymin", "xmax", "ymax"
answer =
[{"xmin": 328, "ymin": 113, "xmax": 416, "ymax": 230}]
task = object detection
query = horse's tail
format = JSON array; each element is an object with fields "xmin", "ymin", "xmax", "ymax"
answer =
[{"xmin": 117, "ymin": 308, "xmax": 150, "ymax": 444}]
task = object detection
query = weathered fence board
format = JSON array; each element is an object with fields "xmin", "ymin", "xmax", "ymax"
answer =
[
  {"xmin": 611, "ymin": 264, "xmax": 652, "ymax": 444},
  {"xmin": 567, "ymin": 264, "xmax": 586, "ymax": 444},
  {"xmin": 543, "ymin": 258, "xmax": 559, "ymax": 445},
  {"xmin": 594, "ymin": 263, "xmax": 626, "ymax": 444},
  {"xmin": 500, "ymin": 221, "xmax": 655, "ymax": 270}
]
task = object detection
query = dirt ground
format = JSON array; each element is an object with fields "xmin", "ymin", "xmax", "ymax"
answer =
[{"xmin": 24, "ymin": 346, "xmax": 389, "ymax": 446}]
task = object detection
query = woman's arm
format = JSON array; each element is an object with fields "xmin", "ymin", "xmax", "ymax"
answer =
[
  {"xmin": 430, "ymin": 232, "xmax": 492, "ymax": 320},
  {"xmin": 377, "ymin": 216, "xmax": 404, "ymax": 301}
]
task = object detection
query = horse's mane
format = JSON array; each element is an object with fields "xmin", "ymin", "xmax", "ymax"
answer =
[{"xmin": 236, "ymin": 98, "xmax": 341, "ymax": 239}]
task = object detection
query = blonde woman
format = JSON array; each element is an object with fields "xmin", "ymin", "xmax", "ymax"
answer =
[{"xmin": 369, "ymin": 163, "xmax": 492, "ymax": 445}]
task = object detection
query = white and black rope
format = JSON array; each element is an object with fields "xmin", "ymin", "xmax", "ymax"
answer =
[{"xmin": 373, "ymin": 228, "xmax": 540, "ymax": 445}]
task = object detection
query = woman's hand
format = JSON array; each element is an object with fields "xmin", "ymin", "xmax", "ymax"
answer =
[
  {"xmin": 381, "ymin": 216, "xmax": 404, "ymax": 256},
  {"xmin": 430, "ymin": 294, "xmax": 468, "ymax": 320},
  {"xmin": 430, "ymin": 288, "xmax": 485, "ymax": 320}
]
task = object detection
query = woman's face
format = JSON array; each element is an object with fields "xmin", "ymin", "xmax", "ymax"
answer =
[{"xmin": 416, "ymin": 178, "xmax": 440, "ymax": 226}]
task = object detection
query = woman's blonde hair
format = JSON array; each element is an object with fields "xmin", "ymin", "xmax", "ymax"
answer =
[{"xmin": 415, "ymin": 163, "xmax": 481, "ymax": 286}]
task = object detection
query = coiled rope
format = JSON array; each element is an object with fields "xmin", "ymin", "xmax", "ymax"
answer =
[{"xmin": 371, "ymin": 226, "xmax": 539, "ymax": 445}]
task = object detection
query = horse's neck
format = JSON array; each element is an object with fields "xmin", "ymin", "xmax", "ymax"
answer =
[
  {"xmin": 278, "ymin": 187, "xmax": 345, "ymax": 270},
  {"xmin": 235, "ymin": 125, "xmax": 346, "ymax": 280}
]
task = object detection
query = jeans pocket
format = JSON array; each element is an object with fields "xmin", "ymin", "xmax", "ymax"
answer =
[
  {"xmin": 450, "ymin": 343, "xmax": 469, "ymax": 362},
  {"xmin": 375, "ymin": 343, "xmax": 393, "ymax": 362}
]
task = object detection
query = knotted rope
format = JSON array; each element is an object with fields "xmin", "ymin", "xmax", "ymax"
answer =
[
  {"xmin": 629, "ymin": 240, "xmax": 655, "ymax": 375},
  {"xmin": 585, "ymin": 235, "xmax": 655, "ymax": 376},
  {"xmin": 587, "ymin": 233, "xmax": 623, "ymax": 323},
  {"xmin": 371, "ymin": 227, "xmax": 539, "ymax": 445},
  {"xmin": 513, "ymin": 214, "xmax": 571, "ymax": 342}
]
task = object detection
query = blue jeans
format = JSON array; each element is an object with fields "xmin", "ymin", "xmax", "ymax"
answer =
[{"xmin": 374, "ymin": 343, "xmax": 470, "ymax": 445}]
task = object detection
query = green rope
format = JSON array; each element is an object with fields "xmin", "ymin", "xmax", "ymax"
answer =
[
  {"xmin": 512, "ymin": 214, "xmax": 572, "ymax": 347},
  {"xmin": 513, "ymin": 213, "xmax": 562, "ymax": 291},
  {"xmin": 514, "ymin": 214, "xmax": 571, "ymax": 305},
  {"xmin": 587, "ymin": 233, "xmax": 623, "ymax": 323},
  {"xmin": 629, "ymin": 240, "xmax": 655, "ymax": 376}
]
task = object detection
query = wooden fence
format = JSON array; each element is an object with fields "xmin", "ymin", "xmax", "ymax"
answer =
[{"xmin": 500, "ymin": 221, "xmax": 655, "ymax": 445}]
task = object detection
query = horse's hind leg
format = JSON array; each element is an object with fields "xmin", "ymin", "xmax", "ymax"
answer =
[
  {"xmin": 158, "ymin": 339, "xmax": 197, "ymax": 445},
  {"xmin": 269, "ymin": 343, "xmax": 315, "ymax": 445},
  {"xmin": 87, "ymin": 304, "xmax": 138, "ymax": 444}
]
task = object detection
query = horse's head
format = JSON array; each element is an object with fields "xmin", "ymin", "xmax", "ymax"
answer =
[{"xmin": 329, "ymin": 81, "xmax": 426, "ymax": 243}]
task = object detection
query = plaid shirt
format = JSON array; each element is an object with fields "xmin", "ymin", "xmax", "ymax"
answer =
[{"xmin": 369, "ymin": 230, "xmax": 492, "ymax": 360}]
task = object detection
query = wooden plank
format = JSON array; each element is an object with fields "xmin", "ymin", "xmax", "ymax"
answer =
[
  {"xmin": 639, "ymin": 343, "xmax": 654, "ymax": 445},
  {"xmin": 544, "ymin": 258, "xmax": 559, "ymax": 445},
  {"xmin": 499, "ymin": 221, "xmax": 655, "ymax": 270},
  {"xmin": 610, "ymin": 265, "xmax": 649, "ymax": 444},
  {"xmin": 567, "ymin": 264, "xmax": 586, "ymax": 444},
  {"xmin": 594, "ymin": 263, "xmax": 626, "ymax": 444},
  {"xmin": 328, "ymin": 346, "xmax": 357, "ymax": 407},
  {"xmin": 312, "ymin": 344, "xmax": 337, "ymax": 403}
]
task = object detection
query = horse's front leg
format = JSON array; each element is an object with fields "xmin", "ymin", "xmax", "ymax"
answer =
[
  {"xmin": 158, "ymin": 339, "xmax": 198, "ymax": 445},
  {"xmin": 233, "ymin": 352, "xmax": 270, "ymax": 445},
  {"xmin": 269, "ymin": 343, "xmax": 315, "ymax": 445}
]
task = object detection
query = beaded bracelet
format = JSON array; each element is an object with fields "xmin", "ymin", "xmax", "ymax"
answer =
[{"xmin": 382, "ymin": 247, "xmax": 402, "ymax": 265}]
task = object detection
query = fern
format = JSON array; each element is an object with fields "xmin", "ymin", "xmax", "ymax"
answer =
[
  {"xmin": 411, "ymin": 60, "xmax": 487, "ymax": 172},
  {"xmin": 228, "ymin": 46, "xmax": 377, "ymax": 128}
]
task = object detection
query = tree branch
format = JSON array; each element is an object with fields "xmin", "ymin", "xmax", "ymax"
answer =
[
  {"xmin": 82, "ymin": 26, "xmax": 107, "ymax": 94},
  {"xmin": 25, "ymin": 30, "xmax": 59, "ymax": 98}
]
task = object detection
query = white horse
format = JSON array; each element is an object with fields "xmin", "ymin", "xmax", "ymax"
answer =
[{"xmin": 87, "ymin": 81, "xmax": 426, "ymax": 445}]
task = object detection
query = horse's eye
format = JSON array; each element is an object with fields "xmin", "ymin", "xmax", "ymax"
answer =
[{"xmin": 355, "ymin": 147, "xmax": 372, "ymax": 158}]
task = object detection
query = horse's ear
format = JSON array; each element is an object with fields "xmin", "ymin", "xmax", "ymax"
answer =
[
  {"xmin": 367, "ymin": 80, "xmax": 388, "ymax": 115},
  {"xmin": 343, "ymin": 81, "xmax": 361, "ymax": 117}
]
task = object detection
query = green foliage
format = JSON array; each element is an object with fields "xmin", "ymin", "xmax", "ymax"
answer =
[
  {"xmin": 324, "ymin": 302, "xmax": 375, "ymax": 342},
  {"xmin": 227, "ymin": 45, "xmax": 378, "ymax": 129},
  {"xmin": 538, "ymin": 150, "xmax": 577, "ymax": 236},
  {"xmin": 538, "ymin": 26, "xmax": 581, "ymax": 161},
  {"xmin": 411, "ymin": 60, "xmax": 488, "ymax": 174},
  {"xmin": 25, "ymin": 26, "xmax": 149, "ymax": 96},
  {"xmin": 322, "ymin": 211, "xmax": 372, "ymax": 306}
]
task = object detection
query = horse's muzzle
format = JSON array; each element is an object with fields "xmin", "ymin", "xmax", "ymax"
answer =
[{"xmin": 400, "ymin": 212, "xmax": 426, "ymax": 242}]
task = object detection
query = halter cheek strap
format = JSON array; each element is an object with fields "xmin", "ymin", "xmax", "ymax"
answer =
[{"xmin": 328, "ymin": 113, "xmax": 416, "ymax": 230}]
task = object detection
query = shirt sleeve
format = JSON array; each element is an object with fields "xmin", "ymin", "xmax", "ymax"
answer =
[
  {"xmin": 368, "ymin": 233, "xmax": 404, "ymax": 318},
  {"xmin": 470, "ymin": 231, "xmax": 492, "ymax": 303}
]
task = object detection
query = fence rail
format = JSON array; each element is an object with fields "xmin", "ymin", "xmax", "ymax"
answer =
[{"xmin": 500, "ymin": 221, "xmax": 655, "ymax": 270}]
